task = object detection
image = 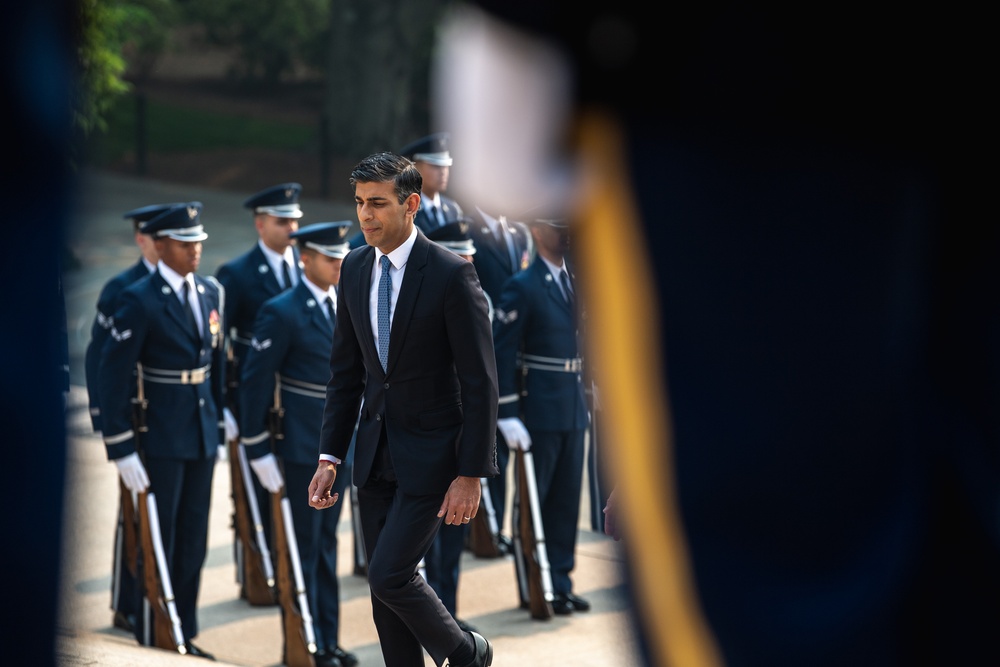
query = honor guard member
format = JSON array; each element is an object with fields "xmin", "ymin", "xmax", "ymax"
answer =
[
  {"xmin": 84, "ymin": 201, "xmax": 182, "ymax": 633},
  {"xmin": 422, "ymin": 219, "xmax": 484, "ymax": 631},
  {"xmin": 216, "ymin": 181, "xmax": 303, "ymax": 593},
  {"xmin": 464, "ymin": 206, "xmax": 533, "ymax": 553},
  {"xmin": 98, "ymin": 202, "xmax": 225, "ymax": 659},
  {"xmin": 492, "ymin": 213, "xmax": 590, "ymax": 616},
  {"xmin": 239, "ymin": 221, "xmax": 359, "ymax": 667},
  {"xmin": 348, "ymin": 133, "xmax": 463, "ymax": 248}
]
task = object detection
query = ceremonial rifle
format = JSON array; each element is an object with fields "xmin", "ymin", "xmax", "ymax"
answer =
[
  {"xmin": 267, "ymin": 373, "xmax": 317, "ymax": 665},
  {"xmin": 227, "ymin": 367, "xmax": 277, "ymax": 605},
  {"xmin": 468, "ymin": 478, "xmax": 503, "ymax": 558},
  {"xmin": 272, "ymin": 493, "xmax": 319, "ymax": 666},
  {"xmin": 513, "ymin": 448, "xmax": 555, "ymax": 620},
  {"xmin": 137, "ymin": 491, "xmax": 187, "ymax": 653},
  {"xmin": 127, "ymin": 364, "xmax": 187, "ymax": 651}
]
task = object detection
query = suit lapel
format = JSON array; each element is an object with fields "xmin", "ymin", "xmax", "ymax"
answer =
[
  {"xmin": 386, "ymin": 233, "xmax": 428, "ymax": 373},
  {"xmin": 355, "ymin": 247, "xmax": 380, "ymax": 367}
]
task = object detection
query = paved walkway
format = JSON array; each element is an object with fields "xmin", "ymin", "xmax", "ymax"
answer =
[{"xmin": 57, "ymin": 170, "xmax": 640, "ymax": 666}]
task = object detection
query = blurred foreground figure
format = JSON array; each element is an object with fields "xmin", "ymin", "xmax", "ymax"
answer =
[{"xmin": 435, "ymin": 4, "xmax": 999, "ymax": 666}]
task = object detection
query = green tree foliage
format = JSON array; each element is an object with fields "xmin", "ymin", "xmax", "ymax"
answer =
[
  {"xmin": 74, "ymin": 0, "xmax": 177, "ymax": 136},
  {"xmin": 181, "ymin": 0, "xmax": 330, "ymax": 83}
]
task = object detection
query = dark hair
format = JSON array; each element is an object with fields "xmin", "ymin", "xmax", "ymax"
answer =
[{"xmin": 350, "ymin": 152, "xmax": 422, "ymax": 204}]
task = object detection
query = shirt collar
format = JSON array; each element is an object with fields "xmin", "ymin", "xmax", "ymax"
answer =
[
  {"xmin": 302, "ymin": 275, "xmax": 334, "ymax": 304},
  {"xmin": 375, "ymin": 225, "xmax": 418, "ymax": 270},
  {"xmin": 258, "ymin": 239, "xmax": 295, "ymax": 274},
  {"xmin": 141, "ymin": 256, "xmax": 157, "ymax": 273},
  {"xmin": 476, "ymin": 206, "xmax": 500, "ymax": 235},
  {"xmin": 157, "ymin": 261, "xmax": 193, "ymax": 295}
]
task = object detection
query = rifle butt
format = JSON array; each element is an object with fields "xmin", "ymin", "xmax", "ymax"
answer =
[
  {"xmin": 271, "ymin": 493, "xmax": 317, "ymax": 667},
  {"xmin": 228, "ymin": 438, "xmax": 276, "ymax": 605},
  {"xmin": 515, "ymin": 450, "xmax": 554, "ymax": 620}
]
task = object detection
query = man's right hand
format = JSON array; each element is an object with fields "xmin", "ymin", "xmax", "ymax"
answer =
[
  {"xmin": 249, "ymin": 453, "xmax": 284, "ymax": 493},
  {"xmin": 497, "ymin": 417, "xmax": 532, "ymax": 451},
  {"xmin": 114, "ymin": 452, "xmax": 150, "ymax": 493},
  {"xmin": 308, "ymin": 460, "xmax": 340, "ymax": 509}
]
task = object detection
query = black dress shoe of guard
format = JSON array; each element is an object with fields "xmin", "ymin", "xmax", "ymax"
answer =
[
  {"xmin": 452, "ymin": 631, "xmax": 493, "ymax": 667},
  {"xmin": 563, "ymin": 592, "xmax": 591, "ymax": 611},
  {"xmin": 184, "ymin": 642, "xmax": 216, "ymax": 660},
  {"xmin": 497, "ymin": 534, "xmax": 513, "ymax": 556},
  {"xmin": 112, "ymin": 610, "xmax": 136, "ymax": 632},
  {"xmin": 551, "ymin": 596, "xmax": 574, "ymax": 615},
  {"xmin": 313, "ymin": 648, "xmax": 343, "ymax": 667},
  {"xmin": 331, "ymin": 646, "xmax": 358, "ymax": 667}
]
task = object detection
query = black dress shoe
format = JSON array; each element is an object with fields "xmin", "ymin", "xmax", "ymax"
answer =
[
  {"xmin": 330, "ymin": 646, "xmax": 358, "ymax": 667},
  {"xmin": 563, "ymin": 592, "xmax": 591, "ymax": 611},
  {"xmin": 497, "ymin": 534, "xmax": 513, "ymax": 556},
  {"xmin": 313, "ymin": 648, "xmax": 343, "ymax": 667},
  {"xmin": 551, "ymin": 596, "xmax": 574, "ymax": 615},
  {"xmin": 451, "ymin": 631, "xmax": 493, "ymax": 667},
  {"xmin": 112, "ymin": 610, "xmax": 136, "ymax": 632},
  {"xmin": 184, "ymin": 642, "xmax": 216, "ymax": 660},
  {"xmin": 456, "ymin": 617, "xmax": 478, "ymax": 633}
]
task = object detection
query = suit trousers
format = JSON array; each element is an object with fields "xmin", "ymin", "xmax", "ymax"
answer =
[{"xmin": 357, "ymin": 428, "xmax": 467, "ymax": 667}]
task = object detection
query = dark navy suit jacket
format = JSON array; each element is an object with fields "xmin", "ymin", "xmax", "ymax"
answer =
[{"xmin": 318, "ymin": 231, "xmax": 499, "ymax": 495}]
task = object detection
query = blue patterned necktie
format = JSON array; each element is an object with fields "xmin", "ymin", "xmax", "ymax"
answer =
[{"xmin": 378, "ymin": 255, "xmax": 392, "ymax": 371}]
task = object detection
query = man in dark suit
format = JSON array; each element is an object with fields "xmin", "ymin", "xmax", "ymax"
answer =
[
  {"xmin": 240, "ymin": 221, "xmax": 358, "ymax": 667},
  {"xmin": 84, "ymin": 202, "xmax": 180, "ymax": 633},
  {"xmin": 216, "ymin": 182, "xmax": 303, "ymax": 596},
  {"xmin": 98, "ymin": 202, "xmax": 225, "ymax": 660},
  {"xmin": 308, "ymin": 152, "xmax": 497, "ymax": 667},
  {"xmin": 492, "ymin": 214, "xmax": 590, "ymax": 616},
  {"xmin": 464, "ymin": 206, "xmax": 533, "ymax": 552}
]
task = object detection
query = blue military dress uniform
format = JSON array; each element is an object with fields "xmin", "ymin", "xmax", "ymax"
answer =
[
  {"xmin": 86, "ymin": 203, "xmax": 183, "ymax": 433},
  {"xmin": 98, "ymin": 203, "xmax": 225, "ymax": 645},
  {"xmin": 239, "ymin": 222, "xmax": 355, "ymax": 664},
  {"xmin": 492, "ymin": 254, "xmax": 589, "ymax": 599},
  {"xmin": 216, "ymin": 182, "xmax": 305, "ymax": 412},
  {"xmin": 83, "ymin": 202, "xmax": 186, "ymax": 632}
]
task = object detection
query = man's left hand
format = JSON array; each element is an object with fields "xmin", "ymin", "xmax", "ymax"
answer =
[{"xmin": 438, "ymin": 475, "xmax": 481, "ymax": 526}]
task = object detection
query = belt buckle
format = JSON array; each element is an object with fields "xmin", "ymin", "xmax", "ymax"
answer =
[{"xmin": 180, "ymin": 368, "xmax": 206, "ymax": 384}]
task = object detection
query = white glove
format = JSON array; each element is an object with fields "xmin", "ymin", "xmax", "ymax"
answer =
[
  {"xmin": 114, "ymin": 452, "xmax": 150, "ymax": 493},
  {"xmin": 223, "ymin": 407, "xmax": 239, "ymax": 442},
  {"xmin": 216, "ymin": 444, "xmax": 229, "ymax": 462},
  {"xmin": 497, "ymin": 417, "xmax": 532, "ymax": 451},
  {"xmin": 249, "ymin": 453, "xmax": 284, "ymax": 493}
]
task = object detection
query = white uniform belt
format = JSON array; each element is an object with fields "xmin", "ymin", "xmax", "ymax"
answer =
[
  {"xmin": 143, "ymin": 365, "xmax": 211, "ymax": 385},
  {"xmin": 520, "ymin": 353, "xmax": 583, "ymax": 373},
  {"xmin": 279, "ymin": 375, "xmax": 326, "ymax": 399}
]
